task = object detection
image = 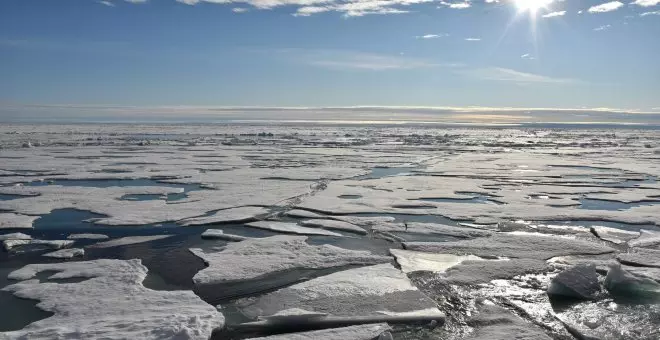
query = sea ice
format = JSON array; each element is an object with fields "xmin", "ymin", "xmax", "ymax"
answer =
[
  {"xmin": 0, "ymin": 232, "xmax": 31, "ymax": 240},
  {"xmin": 443, "ymin": 259, "xmax": 548, "ymax": 285},
  {"xmin": 87, "ymin": 235, "xmax": 172, "ymax": 248},
  {"xmin": 1, "ymin": 259, "xmax": 224, "ymax": 339},
  {"xmin": 375, "ymin": 222, "xmax": 492, "ymax": 239},
  {"xmin": 617, "ymin": 248, "xmax": 660, "ymax": 268},
  {"xmin": 0, "ymin": 213, "xmax": 38, "ymax": 229},
  {"xmin": 66, "ymin": 233, "xmax": 109, "ymax": 240},
  {"xmin": 604, "ymin": 264, "xmax": 660, "ymax": 296},
  {"xmin": 43, "ymin": 248, "xmax": 84, "ymax": 259},
  {"xmin": 404, "ymin": 233, "xmax": 616, "ymax": 260},
  {"xmin": 245, "ymin": 221, "xmax": 343, "ymax": 237},
  {"xmin": 200, "ymin": 229, "xmax": 249, "ymax": 241},
  {"xmin": 3, "ymin": 239, "xmax": 74, "ymax": 252},
  {"xmin": 179, "ymin": 206, "xmax": 269, "ymax": 226},
  {"xmin": 237, "ymin": 263, "xmax": 442, "ymax": 320},
  {"xmin": 628, "ymin": 229, "xmax": 660, "ymax": 248},
  {"xmin": 299, "ymin": 219, "xmax": 367, "ymax": 235},
  {"xmin": 190, "ymin": 235, "xmax": 390, "ymax": 286},
  {"xmin": 465, "ymin": 303, "xmax": 553, "ymax": 340},
  {"xmin": 390, "ymin": 249, "xmax": 485, "ymax": 273},
  {"xmin": 590, "ymin": 226, "xmax": 640, "ymax": 245}
]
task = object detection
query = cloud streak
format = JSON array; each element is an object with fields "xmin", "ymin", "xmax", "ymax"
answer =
[
  {"xmin": 464, "ymin": 67, "xmax": 578, "ymax": 84},
  {"xmin": 542, "ymin": 11, "xmax": 566, "ymax": 18},
  {"xmin": 588, "ymin": 1, "xmax": 624, "ymax": 13},
  {"xmin": 632, "ymin": 0, "xmax": 660, "ymax": 7}
]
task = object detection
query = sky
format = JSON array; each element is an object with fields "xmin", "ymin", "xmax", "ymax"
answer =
[{"xmin": 1, "ymin": 0, "xmax": 659, "ymax": 123}]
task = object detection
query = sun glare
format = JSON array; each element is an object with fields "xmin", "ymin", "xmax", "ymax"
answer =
[{"xmin": 513, "ymin": 0, "xmax": 553, "ymax": 13}]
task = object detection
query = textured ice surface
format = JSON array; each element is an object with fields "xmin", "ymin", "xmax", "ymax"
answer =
[
  {"xmin": 190, "ymin": 235, "xmax": 390, "ymax": 285},
  {"xmin": 375, "ymin": 222, "xmax": 492, "ymax": 238},
  {"xmin": 238, "ymin": 263, "xmax": 441, "ymax": 319},
  {"xmin": 87, "ymin": 235, "xmax": 172, "ymax": 248},
  {"xmin": 405, "ymin": 233, "xmax": 616, "ymax": 260},
  {"xmin": 0, "ymin": 232, "xmax": 31, "ymax": 240},
  {"xmin": 245, "ymin": 221, "xmax": 343, "ymax": 237},
  {"xmin": 66, "ymin": 233, "xmax": 109, "ymax": 240},
  {"xmin": 443, "ymin": 259, "xmax": 548, "ymax": 285},
  {"xmin": 590, "ymin": 226, "xmax": 640, "ymax": 245},
  {"xmin": 245, "ymin": 323, "xmax": 391, "ymax": 340},
  {"xmin": 1, "ymin": 259, "xmax": 224, "ymax": 339},
  {"xmin": 0, "ymin": 213, "xmax": 37, "ymax": 229},
  {"xmin": 465, "ymin": 303, "xmax": 552, "ymax": 340},
  {"xmin": 628, "ymin": 230, "xmax": 660, "ymax": 248},
  {"xmin": 179, "ymin": 206, "xmax": 269, "ymax": 226},
  {"xmin": 547, "ymin": 264, "xmax": 601, "ymax": 300},
  {"xmin": 3, "ymin": 239, "xmax": 74, "ymax": 252},
  {"xmin": 299, "ymin": 219, "xmax": 367, "ymax": 235},
  {"xmin": 617, "ymin": 248, "xmax": 660, "ymax": 268},
  {"xmin": 43, "ymin": 248, "xmax": 84, "ymax": 259},
  {"xmin": 605, "ymin": 264, "xmax": 660, "ymax": 295},
  {"xmin": 390, "ymin": 249, "xmax": 485, "ymax": 273},
  {"xmin": 200, "ymin": 229, "xmax": 249, "ymax": 241}
]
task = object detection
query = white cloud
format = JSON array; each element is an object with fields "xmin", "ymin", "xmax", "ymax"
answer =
[
  {"xmin": 542, "ymin": 10, "xmax": 566, "ymax": 17},
  {"xmin": 177, "ymin": 0, "xmax": 434, "ymax": 16},
  {"xmin": 465, "ymin": 67, "xmax": 578, "ymax": 84},
  {"xmin": 631, "ymin": 0, "xmax": 660, "ymax": 7},
  {"xmin": 98, "ymin": 0, "xmax": 115, "ymax": 6},
  {"xmin": 640, "ymin": 10, "xmax": 660, "ymax": 15},
  {"xmin": 439, "ymin": 1, "xmax": 472, "ymax": 8},
  {"xmin": 415, "ymin": 34, "xmax": 449, "ymax": 39},
  {"xmin": 520, "ymin": 53, "xmax": 535, "ymax": 59},
  {"xmin": 485, "ymin": 0, "xmax": 499, "ymax": 3},
  {"xmin": 588, "ymin": 1, "xmax": 624, "ymax": 13},
  {"xmin": 465, "ymin": 38, "xmax": 481, "ymax": 41},
  {"xmin": 232, "ymin": 7, "xmax": 249, "ymax": 12},
  {"xmin": 578, "ymin": 10, "xmax": 583, "ymax": 13},
  {"xmin": 290, "ymin": 50, "xmax": 451, "ymax": 71},
  {"xmin": 594, "ymin": 24, "xmax": 612, "ymax": 31}
]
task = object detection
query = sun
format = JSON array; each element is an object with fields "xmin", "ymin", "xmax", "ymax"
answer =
[{"xmin": 513, "ymin": 0, "xmax": 554, "ymax": 14}]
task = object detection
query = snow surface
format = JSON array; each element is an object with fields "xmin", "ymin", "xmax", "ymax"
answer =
[
  {"xmin": 3, "ymin": 239, "xmax": 74, "ymax": 252},
  {"xmin": 1, "ymin": 259, "xmax": 224, "ymax": 339},
  {"xmin": 190, "ymin": 235, "xmax": 390, "ymax": 285},
  {"xmin": 390, "ymin": 249, "xmax": 485, "ymax": 273},
  {"xmin": 375, "ymin": 222, "xmax": 492, "ymax": 239},
  {"xmin": 628, "ymin": 229, "xmax": 660, "ymax": 248},
  {"xmin": 590, "ymin": 226, "xmax": 640, "ymax": 245},
  {"xmin": 299, "ymin": 219, "xmax": 367, "ymax": 235},
  {"xmin": 617, "ymin": 248, "xmax": 660, "ymax": 268},
  {"xmin": 246, "ymin": 323, "xmax": 391, "ymax": 340},
  {"xmin": 200, "ymin": 229, "xmax": 249, "ymax": 241},
  {"xmin": 179, "ymin": 206, "xmax": 269, "ymax": 226}
]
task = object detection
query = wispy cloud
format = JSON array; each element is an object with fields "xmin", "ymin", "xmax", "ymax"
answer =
[
  {"xmin": 542, "ymin": 10, "xmax": 566, "ymax": 18},
  {"xmin": 438, "ymin": 1, "xmax": 472, "ymax": 9},
  {"xmin": 98, "ymin": 0, "xmax": 115, "ymax": 6},
  {"xmin": 465, "ymin": 38, "xmax": 481, "ymax": 41},
  {"xmin": 640, "ymin": 10, "xmax": 660, "ymax": 16},
  {"xmin": 631, "ymin": 0, "xmax": 660, "ymax": 7},
  {"xmin": 588, "ymin": 1, "xmax": 624, "ymax": 13},
  {"xmin": 291, "ymin": 50, "xmax": 449, "ymax": 71},
  {"xmin": 594, "ymin": 24, "xmax": 612, "ymax": 31},
  {"xmin": 415, "ymin": 34, "xmax": 449, "ymax": 39},
  {"xmin": 520, "ymin": 53, "xmax": 535, "ymax": 60},
  {"xmin": 232, "ymin": 7, "xmax": 249, "ymax": 13},
  {"xmin": 464, "ymin": 67, "xmax": 578, "ymax": 84}
]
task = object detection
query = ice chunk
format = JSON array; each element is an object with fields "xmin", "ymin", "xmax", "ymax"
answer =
[
  {"xmin": 590, "ymin": 226, "xmax": 639, "ymax": 245},
  {"xmin": 67, "ymin": 233, "xmax": 109, "ymax": 240},
  {"xmin": 617, "ymin": 248, "xmax": 660, "ymax": 268},
  {"xmin": 238, "ymin": 264, "xmax": 442, "ymax": 320},
  {"xmin": 43, "ymin": 248, "xmax": 84, "ymax": 259},
  {"xmin": 404, "ymin": 233, "xmax": 615, "ymax": 260},
  {"xmin": 547, "ymin": 264, "xmax": 601, "ymax": 300},
  {"xmin": 443, "ymin": 259, "xmax": 548, "ymax": 285},
  {"xmin": 285, "ymin": 209, "xmax": 328, "ymax": 219},
  {"xmin": 258, "ymin": 308, "xmax": 328, "ymax": 323},
  {"xmin": 390, "ymin": 249, "xmax": 484, "ymax": 273},
  {"xmin": 1, "ymin": 259, "xmax": 224, "ymax": 339},
  {"xmin": 604, "ymin": 264, "xmax": 660, "ymax": 296},
  {"xmin": 179, "ymin": 206, "xmax": 269, "ymax": 226},
  {"xmin": 245, "ymin": 221, "xmax": 343, "ymax": 237},
  {"xmin": 300, "ymin": 219, "xmax": 367, "ymax": 235},
  {"xmin": 88, "ymin": 235, "xmax": 172, "ymax": 249},
  {"xmin": 0, "ymin": 213, "xmax": 37, "ymax": 229},
  {"xmin": 0, "ymin": 232, "xmax": 32, "ymax": 240},
  {"xmin": 246, "ymin": 323, "xmax": 391, "ymax": 340},
  {"xmin": 3, "ymin": 239, "xmax": 74, "ymax": 252},
  {"xmin": 628, "ymin": 229, "xmax": 660, "ymax": 248},
  {"xmin": 190, "ymin": 235, "xmax": 390, "ymax": 285},
  {"xmin": 200, "ymin": 229, "xmax": 249, "ymax": 241}
]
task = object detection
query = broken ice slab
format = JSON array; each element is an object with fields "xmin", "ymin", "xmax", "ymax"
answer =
[
  {"xmin": 243, "ymin": 323, "xmax": 391, "ymax": 340},
  {"xmin": 200, "ymin": 229, "xmax": 249, "ymax": 242},
  {"xmin": 245, "ymin": 221, "xmax": 344, "ymax": 237},
  {"xmin": 547, "ymin": 264, "xmax": 602, "ymax": 300}
]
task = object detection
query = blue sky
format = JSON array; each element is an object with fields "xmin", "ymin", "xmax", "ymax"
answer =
[{"xmin": 1, "ymin": 0, "xmax": 659, "ymax": 122}]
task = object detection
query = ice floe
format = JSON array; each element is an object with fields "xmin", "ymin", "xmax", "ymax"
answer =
[
  {"xmin": 375, "ymin": 222, "xmax": 492, "ymax": 239},
  {"xmin": 87, "ymin": 235, "xmax": 172, "ymax": 248},
  {"xmin": 1, "ymin": 259, "xmax": 224, "ymax": 339},
  {"xmin": 628, "ymin": 229, "xmax": 660, "ymax": 248},
  {"xmin": 179, "ymin": 206, "xmax": 269, "ymax": 226},
  {"xmin": 390, "ymin": 249, "xmax": 485, "ymax": 273},
  {"xmin": 465, "ymin": 303, "xmax": 553, "ymax": 340},
  {"xmin": 0, "ymin": 232, "xmax": 31, "ymax": 240},
  {"xmin": 3, "ymin": 239, "xmax": 74, "ymax": 252},
  {"xmin": 617, "ymin": 248, "xmax": 660, "ymax": 268},
  {"xmin": 245, "ymin": 323, "xmax": 391, "ymax": 340},
  {"xmin": 43, "ymin": 248, "xmax": 84, "ymax": 259},
  {"xmin": 66, "ymin": 233, "xmax": 109, "ymax": 240},
  {"xmin": 190, "ymin": 235, "xmax": 390, "ymax": 286},
  {"xmin": 604, "ymin": 264, "xmax": 660, "ymax": 296},
  {"xmin": 443, "ymin": 259, "xmax": 548, "ymax": 285},
  {"xmin": 299, "ymin": 219, "xmax": 367, "ymax": 235},
  {"xmin": 547, "ymin": 264, "xmax": 601, "ymax": 300},
  {"xmin": 0, "ymin": 213, "xmax": 37, "ymax": 229},
  {"xmin": 245, "ymin": 221, "xmax": 343, "ymax": 237},
  {"xmin": 200, "ymin": 229, "xmax": 249, "ymax": 241},
  {"xmin": 590, "ymin": 226, "xmax": 640, "ymax": 245},
  {"xmin": 237, "ymin": 263, "xmax": 442, "ymax": 320}
]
